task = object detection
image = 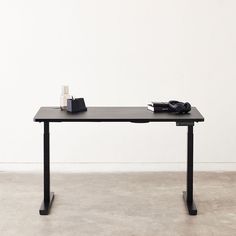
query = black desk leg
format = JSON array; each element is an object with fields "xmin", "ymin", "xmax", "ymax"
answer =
[
  {"xmin": 183, "ymin": 125, "xmax": 197, "ymax": 215},
  {"xmin": 39, "ymin": 122, "xmax": 54, "ymax": 215}
]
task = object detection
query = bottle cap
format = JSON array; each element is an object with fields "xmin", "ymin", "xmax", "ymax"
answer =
[{"xmin": 62, "ymin": 85, "xmax": 69, "ymax": 94}]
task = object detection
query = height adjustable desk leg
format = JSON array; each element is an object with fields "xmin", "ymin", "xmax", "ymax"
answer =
[
  {"xmin": 176, "ymin": 122, "xmax": 198, "ymax": 215},
  {"xmin": 39, "ymin": 122, "xmax": 54, "ymax": 215},
  {"xmin": 183, "ymin": 125, "xmax": 197, "ymax": 215}
]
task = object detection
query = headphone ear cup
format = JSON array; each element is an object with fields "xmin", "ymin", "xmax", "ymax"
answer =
[
  {"xmin": 168, "ymin": 101, "xmax": 184, "ymax": 113},
  {"xmin": 175, "ymin": 103, "xmax": 185, "ymax": 113},
  {"xmin": 184, "ymin": 102, "xmax": 191, "ymax": 113},
  {"xmin": 168, "ymin": 100, "xmax": 178, "ymax": 112}
]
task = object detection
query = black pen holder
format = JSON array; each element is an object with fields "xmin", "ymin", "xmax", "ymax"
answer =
[{"xmin": 67, "ymin": 98, "xmax": 87, "ymax": 113}]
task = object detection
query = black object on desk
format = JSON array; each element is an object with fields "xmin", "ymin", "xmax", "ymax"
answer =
[
  {"xmin": 34, "ymin": 106, "xmax": 204, "ymax": 215},
  {"xmin": 67, "ymin": 98, "xmax": 87, "ymax": 113},
  {"xmin": 148, "ymin": 100, "xmax": 191, "ymax": 113}
]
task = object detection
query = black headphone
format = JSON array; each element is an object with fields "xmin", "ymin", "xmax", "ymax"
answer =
[{"xmin": 168, "ymin": 100, "xmax": 191, "ymax": 114}]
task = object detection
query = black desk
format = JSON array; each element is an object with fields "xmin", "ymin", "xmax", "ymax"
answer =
[{"xmin": 34, "ymin": 107, "xmax": 204, "ymax": 215}]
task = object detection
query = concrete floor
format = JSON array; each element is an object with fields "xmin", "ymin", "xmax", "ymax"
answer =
[{"xmin": 0, "ymin": 172, "xmax": 235, "ymax": 236}]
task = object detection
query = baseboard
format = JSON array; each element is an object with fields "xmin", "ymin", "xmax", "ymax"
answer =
[{"xmin": 0, "ymin": 162, "xmax": 236, "ymax": 172}]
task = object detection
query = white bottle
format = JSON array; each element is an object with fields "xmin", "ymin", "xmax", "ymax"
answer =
[{"xmin": 60, "ymin": 85, "xmax": 71, "ymax": 110}]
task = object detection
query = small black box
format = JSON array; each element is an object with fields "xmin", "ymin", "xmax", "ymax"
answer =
[{"xmin": 67, "ymin": 98, "xmax": 87, "ymax": 113}]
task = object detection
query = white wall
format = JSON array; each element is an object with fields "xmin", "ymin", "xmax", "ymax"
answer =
[{"xmin": 0, "ymin": 0, "xmax": 236, "ymax": 171}]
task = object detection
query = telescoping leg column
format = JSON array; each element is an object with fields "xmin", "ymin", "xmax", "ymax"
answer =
[
  {"xmin": 39, "ymin": 122, "xmax": 54, "ymax": 215},
  {"xmin": 177, "ymin": 122, "xmax": 197, "ymax": 215},
  {"xmin": 183, "ymin": 124, "xmax": 197, "ymax": 215}
]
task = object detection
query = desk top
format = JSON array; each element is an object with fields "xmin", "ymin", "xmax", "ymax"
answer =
[{"xmin": 34, "ymin": 107, "xmax": 204, "ymax": 123}]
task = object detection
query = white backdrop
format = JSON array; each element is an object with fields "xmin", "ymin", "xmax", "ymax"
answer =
[{"xmin": 0, "ymin": 0, "xmax": 235, "ymax": 171}]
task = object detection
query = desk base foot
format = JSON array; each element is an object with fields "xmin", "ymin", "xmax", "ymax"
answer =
[
  {"xmin": 183, "ymin": 191, "xmax": 197, "ymax": 215},
  {"xmin": 39, "ymin": 192, "xmax": 54, "ymax": 215}
]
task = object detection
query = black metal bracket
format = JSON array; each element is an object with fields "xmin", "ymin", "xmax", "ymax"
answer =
[
  {"xmin": 39, "ymin": 192, "xmax": 55, "ymax": 215},
  {"xmin": 183, "ymin": 191, "xmax": 197, "ymax": 215},
  {"xmin": 176, "ymin": 121, "xmax": 194, "ymax": 126}
]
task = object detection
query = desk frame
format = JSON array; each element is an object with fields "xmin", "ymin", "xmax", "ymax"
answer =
[{"xmin": 39, "ymin": 120, "xmax": 197, "ymax": 216}]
